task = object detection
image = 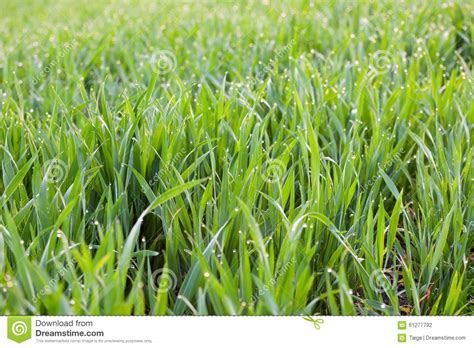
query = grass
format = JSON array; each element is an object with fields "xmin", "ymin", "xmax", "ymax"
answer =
[{"xmin": 0, "ymin": 0, "xmax": 472, "ymax": 315}]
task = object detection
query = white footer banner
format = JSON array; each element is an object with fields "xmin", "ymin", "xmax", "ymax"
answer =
[{"xmin": 0, "ymin": 316, "xmax": 471, "ymax": 347}]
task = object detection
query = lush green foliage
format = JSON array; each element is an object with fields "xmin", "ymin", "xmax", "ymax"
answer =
[{"xmin": 0, "ymin": 0, "xmax": 472, "ymax": 315}]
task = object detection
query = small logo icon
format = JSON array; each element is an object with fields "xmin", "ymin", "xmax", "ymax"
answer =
[
  {"xmin": 151, "ymin": 268, "xmax": 178, "ymax": 293},
  {"xmin": 7, "ymin": 316, "xmax": 32, "ymax": 343},
  {"xmin": 261, "ymin": 159, "xmax": 286, "ymax": 183},
  {"xmin": 398, "ymin": 321, "xmax": 406, "ymax": 330},
  {"xmin": 303, "ymin": 316, "xmax": 324, "ymax": 330},
  {"xmin": 398, "ymin": 333, "xmax": 407, "ymax": 343},
  {"xmin": 150, "ymin": 50, "xmax": 177, "ymax": 75},
  {"xmin": 43, "ymin": 158, "xmax": 68, "ymax": 184},
  {"xmin": 369, "ymin": 50, "xmax": 394, "ymax": 74}
]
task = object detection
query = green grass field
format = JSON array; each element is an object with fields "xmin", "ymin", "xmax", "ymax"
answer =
[{"xmin": 0, "ymin": 0, "xmax": 472, "ymax": 315}]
